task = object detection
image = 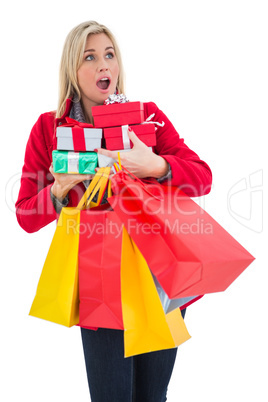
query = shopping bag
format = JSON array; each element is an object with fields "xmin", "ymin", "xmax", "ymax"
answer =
[
  {"xmin": 109, "ymin": 169, "xmax": 255, "ymax": 299},
  {"xmin": 29, "ymin": 168, "xmax": 111, "ymax": 327},
  {"xmin": 121, "ymin": 226, "xmax": 191, "ymax": 357},
  {"xmin": 152, "ymin": 274, "xmax": 202, "ymax": 313},
  {"xmin": 78, "ymin": 208, "xmax": 124, "ymax": 329},
  {"xmin": 29, "ymin": 208, "xmax": 80, "ymax": 327}
]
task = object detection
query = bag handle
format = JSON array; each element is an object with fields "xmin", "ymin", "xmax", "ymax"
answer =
[
  {"xmin": 107, "ymin": 180, "xmax": 112, "ymax": 198},
  {"xmin": 112, "ymin": 163, "xmax": 162, "ymax": 200},
  {"xmin": 77, "ymin": 167, "xmax": 111, "ymax": 210},
  {"xmin": 87, "ymin": 170, "xmax": 110, "ymax": 208}
]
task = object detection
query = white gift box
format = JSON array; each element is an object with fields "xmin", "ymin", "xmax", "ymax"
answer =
[
  {"xmin": 56, "ymin": 126, "xmax": 102, "ymax": 152},
  {"xmin": 98, "ymin": 148, "xmax": 152, "ymax": 171},
  {"xmin": 97, "ymin": 149, "xmax": 130, "ymax": 169}
]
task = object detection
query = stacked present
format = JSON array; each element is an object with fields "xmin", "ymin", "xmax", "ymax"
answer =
[
  {"xmin": 52, "ymin": 94, "xmax": 159, "ymax": 174},
  {"xmin": 52, "ymin": 118, "xmax": 102, "ymax": 174},
  {"xmin": 92, "ymin": 94, "xmax": 157, "ymax": 168}
]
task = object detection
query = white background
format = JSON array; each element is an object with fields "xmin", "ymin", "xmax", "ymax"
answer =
[{"xmin": 1, "ymin": 0, "xmax": 267, "ymax": 401}]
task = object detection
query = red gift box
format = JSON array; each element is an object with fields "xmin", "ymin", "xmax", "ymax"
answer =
[
  {"xmin": 92, "ymin": 102, "xmax": 144, "ymax": 128},
  {"xmin": 104, "ymin": 124, "xmax": 156, "ymax": 150},
  {"xmin": 56, "ymin": 117, "xmax": 102, "ymax": 152}
]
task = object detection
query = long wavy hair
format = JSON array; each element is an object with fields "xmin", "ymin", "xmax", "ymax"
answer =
[{"xmin": 56, "ymin": 21, "xmax": 125, "ymax": 118}]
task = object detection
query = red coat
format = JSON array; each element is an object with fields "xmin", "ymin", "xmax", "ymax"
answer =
[{"xmin": 16, "ymin": 99, "xmax": 212, "ymax": 233}]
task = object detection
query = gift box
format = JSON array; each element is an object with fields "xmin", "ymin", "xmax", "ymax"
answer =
[
  {"xmin": 52, "ymin": 150, "xmax": 98, "ymax": 174},
  {"xmin": 98, "ymin": 149, "xmax": 131, "ymax": 168},
  {"xmin": 92, "ymin": 102, "xmax": 145, "ymax": 128},
  {"xmin": 56, "ymin": 125, "xmax": 102, "ymax": 152},
  {"xmin": 104, "ymin": 124, "xmax": 156, "ymax": 150}
]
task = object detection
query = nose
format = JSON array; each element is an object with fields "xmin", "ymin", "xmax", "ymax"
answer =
[
  {"xmin": 98, "ymin": 58, "xmax": 109, "ymax": 72},
  {"xmin": 98, "ymin": 66, "xmax": 108, "ymax": 73}
]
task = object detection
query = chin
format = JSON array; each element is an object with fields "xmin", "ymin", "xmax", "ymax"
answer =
[{"xmin": 99, "ymin": 90, "xmax": 116, "ymax": 103}]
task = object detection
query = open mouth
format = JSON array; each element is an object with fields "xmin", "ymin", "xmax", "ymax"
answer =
[{"xmin": 96, "ymin": 77, "xmax": 111, "ymax": 90}]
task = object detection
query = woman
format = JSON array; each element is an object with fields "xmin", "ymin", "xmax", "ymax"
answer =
[{"xmin": 16, "ymin": 21, "xmax": 212, "ymax": 401}]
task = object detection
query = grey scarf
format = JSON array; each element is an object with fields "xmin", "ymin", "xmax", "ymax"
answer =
[{"xmin": 69, "ymin": 94, "xmax": 87, "ymax": 123}]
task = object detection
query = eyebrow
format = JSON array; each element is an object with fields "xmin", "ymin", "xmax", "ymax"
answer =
[{"xmin": 84, "ymin": 46, "xmax": 114, "ymax": 53}]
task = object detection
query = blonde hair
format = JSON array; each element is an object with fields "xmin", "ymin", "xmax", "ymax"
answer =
[{"xmin": 56, "ymin": 21, "xmax": 125, "ymax": 118}]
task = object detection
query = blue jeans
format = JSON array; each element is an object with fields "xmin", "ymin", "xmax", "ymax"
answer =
[{"xmin": 81, "ymin": 308, "xmax": 186, "ymax": 402}]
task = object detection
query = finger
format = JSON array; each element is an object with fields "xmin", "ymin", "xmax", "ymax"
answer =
[
  {"xmin": 128, "ymin": 127, "xmax": 144, "ymax": 146},
  {"xmin": 76, "ymin": 173, "xmax": 95, "ymax": 180},
  {"xmin": 68, "ymin": 173, "xmax": 94, "ymax": 182},
  {"xmin": 96, "ymin": 147, "xmax": 119, "ymax": 159},
  {"xmin": 83, "ymin": 174, "xmax": 95, "ymax": 180}
]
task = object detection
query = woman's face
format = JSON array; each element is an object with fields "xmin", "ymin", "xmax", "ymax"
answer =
[{"xmin": 77, "ymin": 33, "xmax": 120, "ymax": 110}]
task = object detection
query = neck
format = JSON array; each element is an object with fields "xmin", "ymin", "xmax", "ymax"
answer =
[
  {"xmin": 80, "ymin": 96, "xmax": 103, "ymax": 125},
  {"xmin": 80, "ymin": 102, "xmax": 94, "ymax": 124}
]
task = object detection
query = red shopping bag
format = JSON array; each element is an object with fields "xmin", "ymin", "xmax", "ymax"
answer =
[
  {"xmin": 78, "ymin": 207, "xmax": 124, "ymax": 329},
  {"xmin": 108, "ymin": 170, "xmax": 255, "ymax": 299}
]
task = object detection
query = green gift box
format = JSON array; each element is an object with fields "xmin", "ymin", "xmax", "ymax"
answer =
[{"xmin": 52, "ymin": 150, "xmax": 98, "ymax": 174}]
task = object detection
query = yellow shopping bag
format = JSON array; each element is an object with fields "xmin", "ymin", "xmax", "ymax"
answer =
[
  {"xmin": 29, "ymin": 208, "xmax": 80, "ymax": 327},
  {"xmin": 121, "ymin": 227, "xmax": 191, "ymax": 357},
  {"xmin": 29, "ymin": 168, "xmax": 111, "ymax": 327}
]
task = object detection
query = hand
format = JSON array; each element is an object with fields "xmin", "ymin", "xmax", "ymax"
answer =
[
  {"xmin": 49, "ymin": 165, "xmax": 94, "ymax": 201},
  {"xmin": 96, "ymin": 127, "xmax": 169, "ymax": 179}
]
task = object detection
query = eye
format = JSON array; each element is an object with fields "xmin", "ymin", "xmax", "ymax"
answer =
[
  {"xmin": 106, "ymin": 52, "xmax": 114, "ymax": 59},
  {"xmin": 85, "ymin": 54, "xmax": 94, "ymax": 61}
]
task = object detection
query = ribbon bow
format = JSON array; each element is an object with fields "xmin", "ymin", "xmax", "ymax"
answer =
[
  {"xmin": 59, "ymin": 117, "xmax": 94, "ymax": 152},
  {"xmin": 61, "ymin": 117, "xmax": 94, "ymax": 129},
  {"xmin": 104, "ymin": 93, "xmax": 129, "ymax": 105}
]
